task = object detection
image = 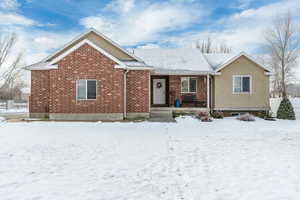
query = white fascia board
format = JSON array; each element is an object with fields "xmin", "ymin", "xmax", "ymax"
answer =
[
  {"xmin": 24, "ymin": 64, "xmax": 58, "ymax": 71},
  {"xmin": 264, "ymin": 72, "xmax": 272, "ymax": 76},
  {"xmin": 43, "ymin": 28, "xmax": 143, "ymax": 63},
  {"xmin": 212, "ymin": 72, "xmax": 222, "ymax": 75},
  {"xmin": 114, "ymin": 64, "xmax": 153, "ymax": 70},
  {"xmin": 126, "ymin": 67, "xmax": 154, "ymax": 70},
  {"xmin": 152, "ymin": 71, "xmax": 213, "ymax": 75},
  {"xmin": 42, "ymin": 30, "xmax": 91, "ymax": 62},
  {"xmin": 217, "ymin": 52, "xmax": 271, "ymax": 73},
  {"xmin": 49, "ymin": 39, "xmax": 127, "ymax": 68}
]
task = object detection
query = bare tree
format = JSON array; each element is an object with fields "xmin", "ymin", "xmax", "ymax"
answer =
[
  {"xmin": 264, "ymin": 12, "xmax": 300, "ymax": 97},
  {"xmin": 196, "ymin": 36, "xmax": 232, "ymax": 53},
  {"xmin": 0, "ymin": 33, "xmax": 23, "ymax": 99}
]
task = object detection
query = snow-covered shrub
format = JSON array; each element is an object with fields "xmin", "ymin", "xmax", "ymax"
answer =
[
  {"xmin": 237, "ymin": 113, "xmax": 255, "ymax": 122},
  {"xmin": 195, "ymin": 111, "xmax": 209, "ymax": 119},
  {"xmin": 211, "ymin": 111, "xmax": 224, "ymax": 119},
  {"xmin": 277, "ymin": 97, "xmax": 296, "ymax": 120},
  {"xmin": 201, "ymin": 116, "xmax": 213, "ymax": 122},
  {"xmin": 195, "ymin": 111, "xmax": 213, "ymax": 122}
]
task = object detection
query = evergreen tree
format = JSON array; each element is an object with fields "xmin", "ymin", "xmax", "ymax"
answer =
[{"xmin": 277, "ymin": 97, "xmax": 296, "ymax": 120}]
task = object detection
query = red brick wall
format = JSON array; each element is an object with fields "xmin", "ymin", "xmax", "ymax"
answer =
[
  {"xmin": 127, "ymin": 70, "xmax": 150, "ymax": 113},
  {"xmin": 49, "ymin": 43, "xmax": 124, "ymax": 113},
  {"xmin": 168, "ymin": 75, "xmax": 207, "ymax": 106},
  {"xmin": 30, "ymin": 43, "xmax": 151, "ymax": 115},
  {"xmin": 30, "ymin": 70, "xmax": 50, "ymax": 113}
]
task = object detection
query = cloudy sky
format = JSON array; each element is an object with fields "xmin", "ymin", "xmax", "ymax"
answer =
[{"xmin": 0, "ymin": 0, "xmax": 300, "ymax": 80}]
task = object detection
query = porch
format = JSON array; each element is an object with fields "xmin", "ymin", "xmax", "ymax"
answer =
[
  {"xmin": 150, "ymin": 107, "xmax": 209, "ymax": 119},
  {"xmin": 151, "ymin": 75, "xmax": 212, "ymax": 110}
]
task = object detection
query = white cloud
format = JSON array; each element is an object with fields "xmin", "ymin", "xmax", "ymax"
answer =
[
  {"xmin": 80, "ymin": 1, "xmax": 206, "ymax": 46},
  {"xmin": 163, "ymin": 0, "xmax": 300, "ymax": 52},
  {"xmin": 0, "ymin": 0, "xmax": 20, "ymax": 11},
  {"xmin": 0, "ymin": 12, "xmax": 36, "ymax": 26},
  {"xmin": 137, "ymin": 43, "xmax": 160, "ymax": 49},
  {"xmin": 105, "ymin": 0, "xmax": 135, "ymax": 14}
]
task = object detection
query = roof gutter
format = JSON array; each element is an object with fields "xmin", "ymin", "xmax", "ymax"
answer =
[{"xmin": 123, "ymin": 69, "xmax": 129, "ymax": 119}]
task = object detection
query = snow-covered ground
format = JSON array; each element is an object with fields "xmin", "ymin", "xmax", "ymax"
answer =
[
  {"xmin": 1, "ymin": 119, "xmax": 300, "ymax": 199},
  {"xmin": 0, "ymin": 107, "xmax": 28, "ymax": 113},
  {"xmin": 0, "ymin": 100, "xmax": 300, "ymax": 200}
]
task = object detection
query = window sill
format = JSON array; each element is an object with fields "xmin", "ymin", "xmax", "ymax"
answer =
[
  {"xmin": 181, "ymin": 92, "xmax": 197, "ymax": 94},
  {"xmin": 232, "ymin": 92, "xmax": 251, "ymax": 95},
  {"xmin": 76, "ymin": 99, "xmax": 97, "ymax": 101}
]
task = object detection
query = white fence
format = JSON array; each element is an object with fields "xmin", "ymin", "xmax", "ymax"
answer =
[
  {"xmin": 270, "ymin": 98, "xmax": 300, "ymax": 117},
  {"xmin": 0, "ymin": 100, "xmax": 28, "ymax": 113}
]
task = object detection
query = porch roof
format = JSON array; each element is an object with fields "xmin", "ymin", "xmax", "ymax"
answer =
[
  {"xmin": 134, "ymin": 48, "xmax": 214, "ymax": 74},
  {"xmin": 133, "ymin": 48, "xmax": 270, "ymax": 75}
]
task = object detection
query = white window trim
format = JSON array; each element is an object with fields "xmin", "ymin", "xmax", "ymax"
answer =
[
  {"xmin": 76, "ymin": 79, "xmax": 97, "ymax": 100},
  {"xmin": 181, "ymin": 77, "xmax": 197, "ymax": 93},
  {"xmin": 232, "ymin": 75, "xmax": 252, "ymax": 94}
]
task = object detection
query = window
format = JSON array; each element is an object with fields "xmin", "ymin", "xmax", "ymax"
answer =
[
  {"xmin": 233, "ymin": 75, "xmax": 251, "ymax": 93},
  {"xmin": 181, "ymin": 77, "xmax": 197, "ymax": 93},
  {"xmin": 76, "ymin": 80, "xmax": 97, "ymax": 100}
]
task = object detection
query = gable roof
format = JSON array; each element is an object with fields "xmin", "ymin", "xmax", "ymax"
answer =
[
  {"xmin": 204, "ymin": 52, "xmax": 271, "ymax": 72},
  {"xmin": 26, "ymin": 29, "xmax": 152, "ymax": 70},
  {"xmin": 43, "ymin": 28, "xmax": 143, "ymax": 63},
  {"xmin": 134, "ymin": 48, "xmax": 213, "ymax": 74},
  {"xmin": 49, "ymin": 39, "xmax": 127, "ymax": 67}
]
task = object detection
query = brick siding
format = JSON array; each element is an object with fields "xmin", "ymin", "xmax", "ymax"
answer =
[
  {"xmin": 30, "ymin": 43, "xmax": 151, "ymax": 116},
  {"xmin": 126, "ymin": 70, "xmax": 150, "ymax": 113},
  {"xmin": 30, "ymin": 70, "xmax": 50, "ymax": 113}
]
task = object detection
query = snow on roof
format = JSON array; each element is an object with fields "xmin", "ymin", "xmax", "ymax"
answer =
[
  {"xmin": 204, "ymin": 53, "xmax": 271, "ymax": 72},
  {"xmin": 203, "ymin": 54, "xmax": 236, "ymax": 70},
  {"xmin": 134, "ymin": 49, "xmax": 270, "ymax": 74},
  {"xmin": 25, "ymin": 62, "xmax": 58, "ymax": 70},
  {"xmin": 134, "ymin": 48, "xmax": 213, "ymax": 73},
  {"xmin": 121, "ymin": 60, "xmax": 150, "ymax": 68}
]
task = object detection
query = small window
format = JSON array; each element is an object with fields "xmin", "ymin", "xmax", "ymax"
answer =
[
  {"xmin": 181, "ymin": 77, "xmax": 197, "ymax": 93},
  {"xmin": 76, "ymin": 80, "xmax": 97, "ymax": 100},
  {"xmin": 233, "ymin": 76, "xmax": 251, "ymax": 93}
]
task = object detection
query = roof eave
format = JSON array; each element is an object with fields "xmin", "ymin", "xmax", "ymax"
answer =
[{"xmin": 42, "ymin": 28, "xmax": 144, "ymax": 63}]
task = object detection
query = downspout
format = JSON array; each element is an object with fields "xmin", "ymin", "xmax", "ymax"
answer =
[{"xmin": 123, "ymin": 69, "xmax": 129, "ymax": 119}]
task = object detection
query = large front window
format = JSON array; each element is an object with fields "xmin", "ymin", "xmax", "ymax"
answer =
[
  {"xmin": 233, "ymin": 75, "xmax": 251, "ymax": 93},
  {"xmin": 181, "ymin": 77, "xmax": 197, "ymax": 93},
  {"xmin": 76, "ymin": 80, "xmax": 97, "ymax": 100}
]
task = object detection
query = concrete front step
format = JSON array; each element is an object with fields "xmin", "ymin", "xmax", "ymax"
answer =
[
  {"xmin": 150, "ymin": 110, "xmax": 173, "ymax": 118},
  {"xmin": 148, "ymin": 117, "xmax": 176, "ymax": 122}
]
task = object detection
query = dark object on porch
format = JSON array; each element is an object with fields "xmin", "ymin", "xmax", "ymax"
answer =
[
  {"xmin": 181, "ymin": 94, "xmax": 206, "ymax": 107},
  {"xmin": 175, "ymin": 99, "xmax": 181, "ymax": 107}
]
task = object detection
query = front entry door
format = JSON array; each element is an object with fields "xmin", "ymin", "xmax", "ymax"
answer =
[{"xmin": 153, "ymin": 78, "xmax": 166, "ymax": 105}]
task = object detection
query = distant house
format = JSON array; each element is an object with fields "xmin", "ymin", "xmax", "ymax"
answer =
[
  {"xmin": 25, "ymin": 28, "xmax": 271, "ymax": 120},
  {"xmin": 21, "ymin": 88, "xmax": 30, "ymax": 102}
]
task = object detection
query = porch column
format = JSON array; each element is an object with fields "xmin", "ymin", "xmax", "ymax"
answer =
[{"xmin": 207, "ymin": 74, "xmax": 210, "ymax": 109}]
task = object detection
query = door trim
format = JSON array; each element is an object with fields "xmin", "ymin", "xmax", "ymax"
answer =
[{"xmin": 151, "ymin": 76, "xmax": 169, "ymax": 107}]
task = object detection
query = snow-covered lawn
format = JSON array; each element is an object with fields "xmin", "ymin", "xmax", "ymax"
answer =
[{"xmin": 0, "ymin": 116, "xmax": 300, "ymax": 200}]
